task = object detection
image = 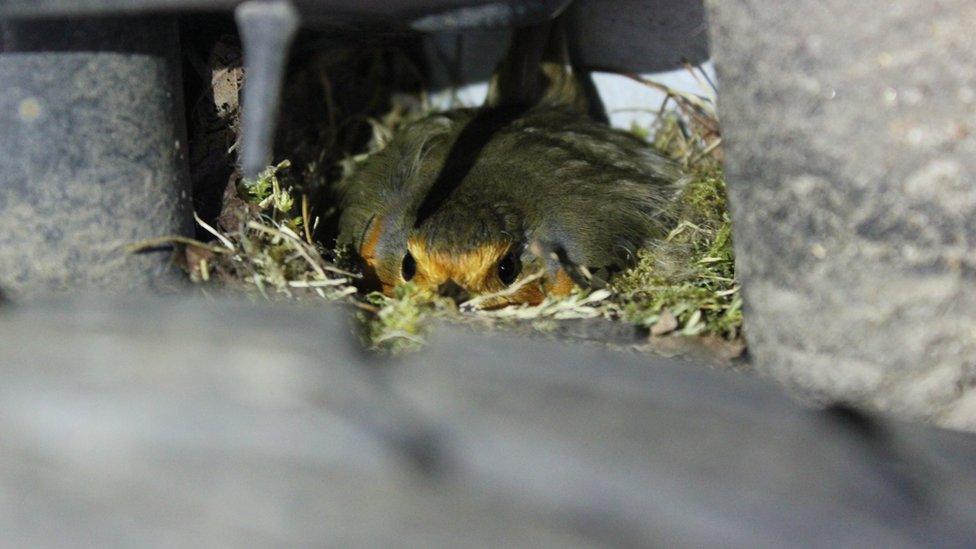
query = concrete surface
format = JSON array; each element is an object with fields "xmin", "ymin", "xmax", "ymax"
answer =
[
  {"xmin": 0, "ymin": 296, "xmax": 975, "ymax": 546},
  {"xmin": 706, "ymin": 0, "xmax": 976, "ymax": 429}
]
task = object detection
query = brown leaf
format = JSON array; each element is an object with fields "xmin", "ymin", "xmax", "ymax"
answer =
[
  {"xmin": 185, "ymin": 245, "xmax": 216, "ymax": 281},
  {"xmin": 217, "ymin": 175, "xmax": 259, "ymax": 233}
]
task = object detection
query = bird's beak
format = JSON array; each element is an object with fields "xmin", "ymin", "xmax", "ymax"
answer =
[{"xmin": 437, "ymin": 280, "xmax": 471, "ymax": 303}]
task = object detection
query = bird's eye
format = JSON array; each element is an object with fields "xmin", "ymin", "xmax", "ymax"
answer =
[
  {"xmin": 401, "ymin": 252, "xmax": 416, "ymax": 281},
  {"xmin": 497, "ymin": 250, "xmax": 521, "ymax": 286}
]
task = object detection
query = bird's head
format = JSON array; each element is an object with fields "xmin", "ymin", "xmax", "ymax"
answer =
[{"xmin": 356, "ymin": 198, "xmax": 573, "ymax": 307}]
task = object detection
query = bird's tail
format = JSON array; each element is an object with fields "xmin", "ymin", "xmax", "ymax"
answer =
[{"xmin": 484, "ymin": 3, "xmax": 606, "ymax": 122}]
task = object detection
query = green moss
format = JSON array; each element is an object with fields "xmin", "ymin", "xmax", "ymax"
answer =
[
  {"xmin": 609, "ymin": 113, "xmax": 741, "ymax": 340},
  {"xmin": 629, "ymin": 122, "xmax": 651, "ymax": 141},
  {"xmin": 360, "ymin": 284, "xmax": 451, "ymax": 354},
  {"xmin": 241, "ymin": 160, "xmax": 299, "ymax": 221}
]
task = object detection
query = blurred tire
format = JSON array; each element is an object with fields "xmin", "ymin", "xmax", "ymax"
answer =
[{"xmin": 706, "ymin": 0, "xmax": 976, "ymax": 428}]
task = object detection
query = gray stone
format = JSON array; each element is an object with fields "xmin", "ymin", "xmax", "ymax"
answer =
[
  {"xmin": 0, "ymin": 17, "xmax": 193, "ymax": 298},
  {"xmin": 705, "ymin": 0, "xmax": 976, "ymax": 429},
  {"xmin": 0, "ymin": 296, "xmax": 975, "ymax": 546}
]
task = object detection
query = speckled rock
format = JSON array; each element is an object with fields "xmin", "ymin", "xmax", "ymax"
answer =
[
  {"xmin": 706, "ymin": 0, "xmax": 976, "ymax": 429},
  {"xmin": 0, "ymin": 17, "xmax": 192, "ymax": 298}
]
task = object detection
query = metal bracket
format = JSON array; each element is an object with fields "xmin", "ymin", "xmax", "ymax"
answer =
[{"xmin": 235, "ymin": 0, "xmax": 300, "ymax": 180}]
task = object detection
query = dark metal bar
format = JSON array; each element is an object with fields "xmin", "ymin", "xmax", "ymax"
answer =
[
  {"xmin": 234, "ymin": 0, "xmax": 300, "ymax": 180},
  {"xmin": 0, "ymin": 0, "xmax": 569, "ymax": 31}
]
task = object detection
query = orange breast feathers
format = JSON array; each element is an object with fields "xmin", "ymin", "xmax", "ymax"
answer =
[
  {"xmin": 357, "ymin": 217, "xmax": 576, "ymax": 306},
  {"xmin": 357, "ymin": 215, "xmax": 393, "ymax": 295}
]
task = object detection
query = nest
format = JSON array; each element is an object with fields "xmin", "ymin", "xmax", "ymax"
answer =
[{"xmin": 133, "ymin": 35, "xmax": 742, "ymax": 358}]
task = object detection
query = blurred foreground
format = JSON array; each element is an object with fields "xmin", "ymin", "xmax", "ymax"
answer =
[{"xmin": 1, "ymin": 296, "xmax": 975, "ymax": 546}]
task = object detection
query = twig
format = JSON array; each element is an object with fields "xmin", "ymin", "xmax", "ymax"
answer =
[
  {"xmin": 459, "ymin": 270, "xmax": 545, "ymax": 311},
  {"xmin": 349, "ymin": 300, "xmax": 380, "ymax": 313},
  {"xmin": 246, "ymin": 221, "xmax": 358, "ymax": 278},
  {"xmin": 301, "ymin": 194, "xmax": 313, "ymax": 244},
  {"xmin": 372, "ymin": 330, "xmax": 425, "ymax": 346},
  {"xmin": 584, "ymin": 65, "xmax": 715, "ymax": 115},
  {"xmin": 682, "ymin": 60, "xmax": 718, "ymax": 99},
  {"xmin": 248, "ymin": 221, "xmax": 326, "ymax": 279},
  {"xmin": 287, "ymin": 279, "xmax": 351, "ymax": 288},
  {"xmin": 193, "ymin": 211, "xmax": 235, "ymax": 250},
  {"xmin": 125, "ymin": 235, "xmax": 230, "ymax": 255},
  {"xmin": 690, "ymin": 137, "xmax": 723, "ymax": 165}
]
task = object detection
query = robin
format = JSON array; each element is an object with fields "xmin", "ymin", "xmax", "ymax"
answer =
[{"xmin": 337, "ymin": 15, "xmax": 683, "ymax": 307}]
